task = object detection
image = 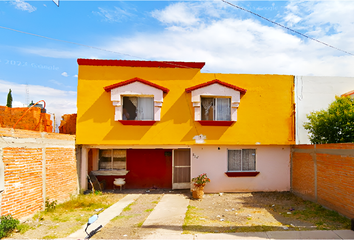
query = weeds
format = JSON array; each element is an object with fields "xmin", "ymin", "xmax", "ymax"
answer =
[
  {"xmin": 45, "ymin": 198, "xmax": 58, "ymax": 212},
  {"xmin": 0, "ymin": 215, "xmax": 19, "ymax": 238}
]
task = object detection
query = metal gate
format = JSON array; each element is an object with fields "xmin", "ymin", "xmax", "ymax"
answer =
[{"xmin": 172, "ymin": 149, "xmax": 191, "ymax": 189}]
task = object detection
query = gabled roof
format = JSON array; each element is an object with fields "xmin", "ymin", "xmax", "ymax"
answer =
[
  {"xmin": 78, "ymin": 58, "xmax": 205, "ymax": 69},
  {"xmin": 104, "ymin": 77, "xmax": 170, "ymax": 93},
  {"xmin": 342, "ymin": 90, "xmax": 354, "ymax": 97},
  {"xmin": 185, "ymin": 79, "xmax": 247, "ymax": 94}
]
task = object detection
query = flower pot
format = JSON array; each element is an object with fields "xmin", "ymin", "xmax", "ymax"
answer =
[{"xmin": 192, "ymin": 188, "xmax": 204, "ymax": 199}]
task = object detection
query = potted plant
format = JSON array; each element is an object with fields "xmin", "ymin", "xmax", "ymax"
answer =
[{"xmin": 191, "ymin": 173, "xmax": 210, "ymax": 199}]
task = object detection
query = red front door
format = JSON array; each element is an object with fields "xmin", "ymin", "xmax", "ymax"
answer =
[{"xmin": 125, "ymin": 149, "xmax": 172, "ymax": 189}]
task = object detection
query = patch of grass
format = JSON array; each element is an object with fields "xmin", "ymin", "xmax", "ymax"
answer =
[
  {"xmin": 123, "ymin": 202, "xmax": 136, "ymax": 212},
  {"xmin": 152, "ymin": 201, "xmax": 159, "ymax": 204},
  {"xmin": 145, "ymin": 209, "xmax": 153, "ymax": 212},
  {"xmin": 136, "ymin": 221, "xmax": 145, "ymax": 227},
  {"xmin": 16, "ymin": 223, "xmax": 33, "ymax": 234}
]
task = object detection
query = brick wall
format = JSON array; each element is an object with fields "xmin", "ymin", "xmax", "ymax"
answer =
[
  {"xmin": 0, "ymin": 106, "xmax": 53, "ymax": 133},
  {"xmin": 0, "ymin": 127, "xmax": 77, "ymax": 219},
  {"xmin": 59, "ymin": 114, "xmax": 77, "ymax": 135},
  {"xmin": 291, "ymin": 143, "xmax": 354, "ymax": 218}
]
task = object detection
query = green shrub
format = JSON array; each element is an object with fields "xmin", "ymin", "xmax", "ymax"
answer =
[
  {"xmin": 45, "ymin": 198, "xmax": 58, "ymax": 212},
  {"xmin": 0, "ymin": 215, "xmax": 19, "ymax": 238}
]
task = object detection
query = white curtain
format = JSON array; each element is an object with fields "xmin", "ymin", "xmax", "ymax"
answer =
[
  {"xmin": 216, "ymin": 98, "xmax": 231, "ymax": 121},
  {"xmin": 137, "ymin": 97, "xmax": 154, "ymax": 120},
  {"xmin": 201, "ymin": 98, "xmax": 214, "ymax": 120}
]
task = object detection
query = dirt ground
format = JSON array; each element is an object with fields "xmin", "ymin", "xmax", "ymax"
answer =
[{"xmin": 6, "ymin": 190, "xmax": 351, "ymax": 239}]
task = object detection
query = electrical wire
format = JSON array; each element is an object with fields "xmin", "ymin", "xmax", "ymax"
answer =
[
  {"xmin": 221, "ymin": 0, "xmax": 354, "ymax": 57},
  {"xmin": 0, "ymin": 25, "xmax": 201, "ymax": 69}
]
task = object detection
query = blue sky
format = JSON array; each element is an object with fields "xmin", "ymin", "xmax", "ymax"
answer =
[{"xmin": 1, "ymin": 0, "xmax": 354, "ymax": 129}]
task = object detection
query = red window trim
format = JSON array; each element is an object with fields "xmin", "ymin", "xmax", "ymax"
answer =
[
  {"xmin": 197, "ymin": 121, "xmax": 235, "ymax": 126},
  {"xmin": 118, "ymin": 120, "xmax": 156, "ymax": 126},
  {"xmin": 225, "ymin": 172, "xmax": 260, "ymax": 177}
]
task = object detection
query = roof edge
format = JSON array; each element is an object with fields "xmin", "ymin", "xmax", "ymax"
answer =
[{"xmin": 77, "ymin": 58, "xmax": 205, "ymax": 69}]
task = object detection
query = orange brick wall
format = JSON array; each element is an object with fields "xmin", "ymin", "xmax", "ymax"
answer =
[
  {"xmin": 1, "ymin": 148, "xmax": 43, "ymax": 218},
  {"xmin": 0, "ymin": 106, "xmax": 53, "ymax": 132},
  {"xmin": 46, "ymin": 148, "xmax": 77, "ymax": 201},
  {"xmin": 291, "ymin": 143, "xmax": 354, "ymax": 218},
  {"xmin": 0, "ymin": 127, "xmax": 77, "ymax": 219},
  {"xmin": 59, "ymin": 114, "xmax": 77, "ymax": 135}
]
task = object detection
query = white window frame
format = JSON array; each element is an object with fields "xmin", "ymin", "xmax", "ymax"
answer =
[{"xmin": 227, "ymin": 149, "xmax": 257, "ymax": 172}]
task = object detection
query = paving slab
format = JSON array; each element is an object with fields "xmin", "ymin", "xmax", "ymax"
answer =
[
  {"xmin": 143, "ymin": 194, "xmax": 189, "ymax": 238},
  {"xmin": 68, "ymin": 194, "xmax": 141, "ymax": 239},
  {"xmin": 266, "ymin": 230, "xmax": 342, "ymax": 239},
  {"xmin": 196, "ymin": 232, "xmax": 269, "ymax": 239},
  {"xmin": 333, "ymin": 230, "xmax": 354, "ymax": 239}
]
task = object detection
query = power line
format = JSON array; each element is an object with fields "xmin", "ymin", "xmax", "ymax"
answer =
[
  {"xmin": 0, "ymin": 26, "xmax": 201, "ymax": 69},
  {"xmin": 221, "ymin": 0, "xmax": 354, "ymax": 57}
]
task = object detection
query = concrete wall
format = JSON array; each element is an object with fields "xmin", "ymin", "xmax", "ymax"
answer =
[
  {"xmin": 0, "ymin": 127, "xmax": 78, "ymax": 219},
  {"xmin": 295, "ymin": 76, "xmax": 354, "ymax": 144},
  {"xmin": 192, "ymin": 145, "xmax": 291, "ymax": 193},
  {"xmin": 291, "ymin": 143, "xmax": 354, "ymax": 218}
]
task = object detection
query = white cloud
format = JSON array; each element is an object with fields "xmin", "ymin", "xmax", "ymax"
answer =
[
  {"xmin": 11, "ymin": 0, "xmax": 36, "ymax": 13},
  {"xmin": 14, "ymin": 1, "xmax": 354, "ymax": 77},
  {"xmin": 74, "ymin": 75, "xmax": 78, "ymax": 78},
  {"xmin": 0, "ymin": 80, "xmax": 77, "ymax": 122},
  {"xmin": 151, "ymin": 2, "xmax": 199, "ymax": 26},
  {"xmin": 93, "ymin": 6, "xmax": 135, "ymax": 22},
  {"xmin": 61, "ymin": 72, "xmax": 69, "ymax": 77}
]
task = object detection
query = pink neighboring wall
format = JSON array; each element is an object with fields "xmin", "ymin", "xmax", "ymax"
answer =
[{"xmin": 191, "ymin": 145, "xmax": 290, "ymax": 193}]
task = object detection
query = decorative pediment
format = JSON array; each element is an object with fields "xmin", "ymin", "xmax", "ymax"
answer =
[
  {"xmin": 342, "ymin": 90, "xmax": 354, "ymax": 97},
  {"xmin": 185, "ymin": 79, "xmax": 246, "ymax": 122},
  {"xmin": 104, "ymin": 77, "xmax": 169, "ymax": 121}
]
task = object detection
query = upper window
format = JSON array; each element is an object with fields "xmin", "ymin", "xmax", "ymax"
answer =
[
  {"xmin": 99, "ymin": 149, "xmax": 126, "ymax": 171},
  {"xmin": 104, "ymin": 77, "xmax": 169, "ymax": 123},
  {"xmin": 123, "ymin": 96, "xmax": 154, "ymax": 121},
  {"xmin": 228, "ymin": 149, "xmax": 256, "ymax": 171},
  {"xmin": 201, "ymin": 97, "xmax": 231, "ymax": 121},
  {"xmin": 185, "ymin": 79, "xmax": 246, "ymax": 125}
]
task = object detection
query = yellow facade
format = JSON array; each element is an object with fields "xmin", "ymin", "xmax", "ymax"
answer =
[{"xmin": 76, "ymin": 62, "xmax": 295, "ymax": 146}]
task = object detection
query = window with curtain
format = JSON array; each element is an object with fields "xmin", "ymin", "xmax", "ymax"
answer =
[
  {"xmin": 228, "ymin": 149, "xmax": 256, "ymax": 171},
  {"xmin": 201, "ymin": 97, "xmax": 231, "ymax": 121},
  {"xmin": 99, "ymin": 149, "xmax": 126, "ymax": 170},
  {"xmin": 122, "ymin": 96, "xmax": 154, "ymax": 120}
]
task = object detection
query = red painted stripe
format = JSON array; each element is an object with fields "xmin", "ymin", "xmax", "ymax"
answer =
[
  {"xmin": 77, "ymin": 58, "xmax": 205, "ymax": 69},
  {"xmin": 185, "ymin": 79, "xmax": 247, "ymax": 93},
  {"xmin": 104, "ymin": 77, "xmax": 170, "ymax": 93},
  {"xmin": 197, "ymin": 121, "xmax": 235, "ymax": 126},
  {"xmin": 225, "ymin": 171, "xmax": 260, "ymax": 177},
  {"xmin": 118, "ymin": 120, "xmax": 156, "ymax": 126}
]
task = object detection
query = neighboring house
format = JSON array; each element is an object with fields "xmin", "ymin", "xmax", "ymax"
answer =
[
  {"xmin": 76, "ymin": 59, "xmax": 295, "ymax": 193},
  {"xmin": 294, "ymin": 76, "xmax": 354, "ymax": 144}
]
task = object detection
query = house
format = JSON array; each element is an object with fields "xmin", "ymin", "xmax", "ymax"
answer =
[
  {"xmin": 294, "ymin": 76, "xmax": 354, "ymax": 144},
  {"xmin": 76, "ymin": 59, "xmax": 295, "ymax": 193}
]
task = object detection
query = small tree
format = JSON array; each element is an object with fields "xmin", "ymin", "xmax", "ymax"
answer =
[
  {"xmin": 304, "ymin": 96, "xmax": 354, "ymax": 144},
  {"xmin": 6, "ymin": 89, "xmax": 13, "ymax": 108}
]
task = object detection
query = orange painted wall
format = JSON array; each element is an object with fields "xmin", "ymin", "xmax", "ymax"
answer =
[{"xmin": 76, "ymin": 64, "xmax": 295, "ymax": 146}]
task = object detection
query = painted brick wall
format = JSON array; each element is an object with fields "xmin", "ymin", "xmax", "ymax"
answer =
[
  {"xmin": 0, "ymin": 127, "xmax": 77, "ymax": 219},
  {"xmin": 291, "ymin": 143, "xmax": 354, "ymax": 218}
]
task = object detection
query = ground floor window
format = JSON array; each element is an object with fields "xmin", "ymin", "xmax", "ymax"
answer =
[
  {"xmin": 99, "ymin": 149, "xmax": 126, "ymax": 170},
  {"xmin": 228, "ymin": 149, "xmax": 256, "ymax": 171}
]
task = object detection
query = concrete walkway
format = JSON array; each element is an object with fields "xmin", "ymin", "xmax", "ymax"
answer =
[
  {"xmin": 67, "ymin": 194, "xmax": 140, "ymax": 239},
  {"xmin": 143, "ymin": 194, "xmax": 190, "ymax": 239}
]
